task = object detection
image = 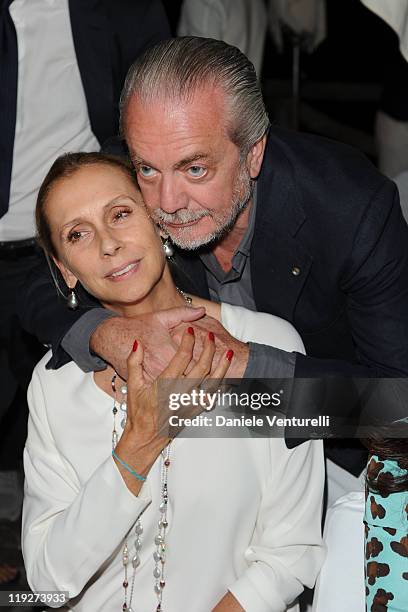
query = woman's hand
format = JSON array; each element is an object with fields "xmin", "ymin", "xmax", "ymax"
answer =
[
  {"xmin": 113, "ymin": 327, "xmax": 233, "ymax": 495},
  {"xmin": 212, "ymin": 592, "xmax": 244, "ymax": 611}
]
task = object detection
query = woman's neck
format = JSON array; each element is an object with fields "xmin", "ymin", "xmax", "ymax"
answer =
[
  {"xmin": 101, "ymin": 267, "xmax": 186, "ymax": 318},
  {"xmin": 93, "ymin": 267, "xmax": 221, "ymax": 398}
]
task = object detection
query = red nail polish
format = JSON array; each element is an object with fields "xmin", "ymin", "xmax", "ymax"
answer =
[
  {"xmin": 208, "ymin": 331, "xmax": 215, "ymax": 342},
  {"xmin": 226, "ymin": 349, "xmax": 234, "ymax": 361},
  {"xmin": 132, "ymin": 339, "xmax": 138, "ymax": 352},
  {"xmin": 187, "ymin": 326, "xmax": 194, "ymax": 335}
]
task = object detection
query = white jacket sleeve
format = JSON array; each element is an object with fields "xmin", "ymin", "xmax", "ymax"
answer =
[
  {"xmin": 22, "ymin": 368, "xmax": 151, "ymax": 604},
  {"xmin": 221, "ymin": 302, "xmax": 306, "ymax": 354},
  {"xmin": 229, "ymin": 438, "xmax": 325, "ymax": 612}
]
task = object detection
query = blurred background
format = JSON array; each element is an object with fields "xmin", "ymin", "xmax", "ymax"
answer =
[{"xmin": 167, "ymin": 0, "xmax": 408, "ymax": 177}]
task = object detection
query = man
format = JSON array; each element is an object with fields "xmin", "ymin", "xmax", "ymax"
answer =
[
  {"xmin": 22, "ymin": 37, "xmax": 408, "ymax": 486},
  {"xmin": 0, "ymin": 0, "xmax": 169, "ymax": 585}
]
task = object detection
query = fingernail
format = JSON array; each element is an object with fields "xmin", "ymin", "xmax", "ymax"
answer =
[
  {"xmin": 226, "ymin": 349, "xmax": 234, "ymax": 361},
  {"xmin": 187, "ymin": 326, "xmax": 194, "ymax": 335},
  {"xmin": 132, "ymin": 339, "xmax": 138, "ymax": 352},
  {"xmin": 208, "ymin": 331, "xmax": 215, "ymax": 342}
]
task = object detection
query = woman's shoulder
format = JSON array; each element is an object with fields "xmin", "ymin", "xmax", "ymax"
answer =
[
  {"xmin": 220, "ymin": 303, "xmax": 305, "ymax": 354},
  {"xmin": 30, "ymin": 351, "xmax": 88, "ymax": 401},
  {"xmin": 32, "ymin": 350, "xmax": 83, "ymax": 379}
]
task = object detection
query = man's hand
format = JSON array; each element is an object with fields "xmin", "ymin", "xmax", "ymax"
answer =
[
  {"xmin": 172, "ymin": 314, "xmax": 250, "ymax": 378},
  {"xmin": 90, "ymin": 306, "xmax": 205, "ymax": 380}
]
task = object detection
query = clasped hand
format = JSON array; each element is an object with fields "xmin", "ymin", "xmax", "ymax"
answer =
[{"xmin": 91, "ymin": 305, "xmax": 249, "ymax": 382}]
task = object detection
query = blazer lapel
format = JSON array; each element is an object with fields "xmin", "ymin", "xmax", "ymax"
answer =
[
  {"xmin": 251, "ymin": 136, "xmax": 313, "ymax": 323},
  {"xmin": 171, "ymin": 250, "xmax": 210, "ymax": 299},
  {"xmin": 69, "ymin": 0, "xmax": 115, "ymax": 145}
]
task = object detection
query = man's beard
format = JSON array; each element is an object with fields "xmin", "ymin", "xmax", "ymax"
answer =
[{"xmin": 152, "ymin": 165, "xmax": 253, "ymax": 250}]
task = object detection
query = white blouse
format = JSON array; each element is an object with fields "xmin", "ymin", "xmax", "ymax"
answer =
[{"xmin": 22, "ymin": 304, "xmax": 325, "ymax": 612}]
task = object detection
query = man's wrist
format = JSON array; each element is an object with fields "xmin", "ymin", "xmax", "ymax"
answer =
[
  {"xmin": 227, "ymin": 343, "xmax": 250, "ymax": 378},
  {"xmin": 90, "ymin": 312, "xmax": 120, "ymax": 355},
  {"xmin": 244, "ymin": 342, "xmax": 296, "ymax": 379},
  {"xmin": 61, "ymin": 309, "xmax": 119, "ymax": 372}
]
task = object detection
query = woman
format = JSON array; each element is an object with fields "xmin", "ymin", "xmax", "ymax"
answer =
[{"xmin": 22, "ymin": 152, "xmax": 325, "ymax": 611}]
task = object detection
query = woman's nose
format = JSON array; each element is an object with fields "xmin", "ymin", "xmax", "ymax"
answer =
[{"xmin": 100, "ymin": 231, "xmax": 122, "ymax": 257}]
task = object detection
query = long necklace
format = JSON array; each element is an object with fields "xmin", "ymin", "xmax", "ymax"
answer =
[
  {"xmin": 111, "ymin": 375, "xmax": 172, "ymax": 612},
  {"xmin": 112, "ymin": 288, "xmax": 190, "ymax": 610}
]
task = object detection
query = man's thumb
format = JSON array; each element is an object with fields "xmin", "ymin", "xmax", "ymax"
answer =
[{"xmin": 156, "ymin": 306, "xmax": 205, "ymax": 330}]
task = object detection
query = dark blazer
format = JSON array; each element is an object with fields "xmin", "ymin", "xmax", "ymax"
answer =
[
  {"xmin": 173, "ymin": 128, "xmax": 408, "ymax": 474},
  {"xmin": 176, "ymin": 127, "xmax": 408, "ymax": 378},
  {"xmin": 68, "ymin": 0, "xmax": 170, "ymax": 146},
  {"xmin": 21, "ymin": 127, "xmax": 408, "ymax": 473}
]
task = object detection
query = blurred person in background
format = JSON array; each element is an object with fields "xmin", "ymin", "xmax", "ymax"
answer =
[
  {"xmin": 363, "ymin": 437, "xmax": 408, "ymax": 612},
  {"xmin": 0, "ymin": 0, "xmax": 169, "ymax": 587},
  {"xmin": 178, "ymin": 0, "xmax": 268, "ymax": 75},
  {"xmin": 361, "ymin": 0, "xmax": 408, "ymax": 178}
]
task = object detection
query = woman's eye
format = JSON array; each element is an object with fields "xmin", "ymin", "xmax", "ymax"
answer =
[
  {"xmin": 113, "ymin": 209, "xmax": 130, "ymax": 221},
  {"xmin": 139, "ymin": 165, "xmax": 156, "ymax": 178},
  {"xmin": 187, "ymin": 166, "xmax": 206, "ymax": 178},
  {"xmin": 67, "ymin": 230, "xmax": 83, "ymax": 243}
]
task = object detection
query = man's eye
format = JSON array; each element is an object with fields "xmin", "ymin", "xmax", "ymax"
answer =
[
  {"xmin": 187, "ymin": 166, "xmax": 206, "ymax": 178},
  {"xmin": 139, "ymin": 165, "xmax": 156, "ymax": 177}
]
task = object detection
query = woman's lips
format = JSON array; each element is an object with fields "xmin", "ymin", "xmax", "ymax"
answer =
[{"xmin": 106, "ymin": 260, "xmax": 141, "ymax": 281}]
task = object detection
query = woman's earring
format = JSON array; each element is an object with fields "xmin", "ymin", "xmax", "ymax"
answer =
[
  {"xmin": 162, "ymin": 237, "xmax": 174, "ymax": 258},
  {"xmin": 67, "ymin": 288, "xmax": 79, "ymax": 310}
]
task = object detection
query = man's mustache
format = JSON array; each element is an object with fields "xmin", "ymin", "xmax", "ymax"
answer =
[{"xmin": 152, "ymin": 208, "xmax": 211, "ymax": 224}]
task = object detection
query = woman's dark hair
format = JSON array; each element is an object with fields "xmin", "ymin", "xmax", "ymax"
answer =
[
  {"xmin": 36, "ymin": 151, "xmax": 138, "ymax": 258},
  {"xmin": 363, "ymin": 437, "xmax": 408, "ymax": 496}
]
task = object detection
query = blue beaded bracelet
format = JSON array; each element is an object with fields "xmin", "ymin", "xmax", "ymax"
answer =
[{"xmin": 112, "ymin": 450, "xmax": 146, "ymax": 482}]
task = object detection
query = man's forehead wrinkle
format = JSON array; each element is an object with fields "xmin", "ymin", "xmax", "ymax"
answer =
[
  {"xmin": 128, "ymin": 121, "xmax": 221, "ymax": 163},
  {"xmin": 128, "ymin": 109, "xmax": 215, "ymax": 141},
  {"xmin": 129, "ymin": 82, "xmax": 227, "ymax": 123},
  {"xmin": 125, "ymin": 86, "xmax": 234, "ymax": 170}
]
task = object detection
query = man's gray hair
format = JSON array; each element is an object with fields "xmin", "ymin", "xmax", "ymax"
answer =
[{"xmin": 120, "ymin": 37, "xmax": 270, "ymax": 156}]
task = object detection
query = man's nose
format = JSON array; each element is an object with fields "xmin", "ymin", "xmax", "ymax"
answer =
[{"xmin": 159, "ymin": 175, "xmax": 188, "ymax": 214}]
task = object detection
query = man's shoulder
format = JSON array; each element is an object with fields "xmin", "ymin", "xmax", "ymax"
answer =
[
  {"xmin": 264, "ymin": 126, "xmax": 383, "ymax": 187},
  {"xmin": 259, "ymin": 126, "xmax": 394, "ymax": 219}
]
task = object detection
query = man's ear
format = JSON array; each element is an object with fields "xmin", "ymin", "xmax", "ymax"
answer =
[
  {"xmin": 246, "ymin": 134, "xmax": 267, "ymax": 179},
  {"xmin": 51, "ymin": 255, "xmax": 78, "ymax": 290}
]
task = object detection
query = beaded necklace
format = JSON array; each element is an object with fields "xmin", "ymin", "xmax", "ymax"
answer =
[
  {"xmin": 111, "ymin": 375, "xmax": 172, "ymax": 612},
  {"xmin": 111, "ymin": 287, "xmax": 190, "ymax": 609}
]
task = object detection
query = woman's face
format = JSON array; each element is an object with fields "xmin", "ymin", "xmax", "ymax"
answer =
[{"xmin": 46, "ymin": 163, "xmax": 166, "ymax": 310}]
